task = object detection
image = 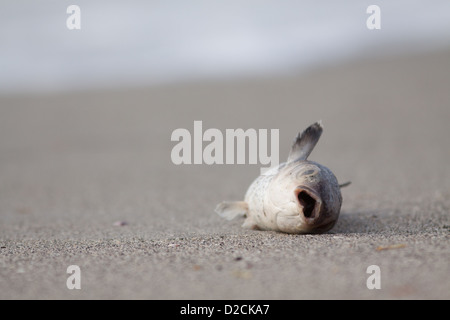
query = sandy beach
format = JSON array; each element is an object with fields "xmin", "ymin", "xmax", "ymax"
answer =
[{"xmin": 0, "ymin": 49, "xmax": 449, "ymax": 299}]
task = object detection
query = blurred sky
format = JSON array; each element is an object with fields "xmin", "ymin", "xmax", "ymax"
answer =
[{"xmin": 1, "ymin": 0, "xmax": 449, "ymax": 93}]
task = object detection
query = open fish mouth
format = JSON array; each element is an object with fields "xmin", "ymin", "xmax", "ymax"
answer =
[
  {"xmin": 294, "ymin": 186, "xmax": 322, "ymax": 222},
  {"xmin": 298, "ymin": 190, "xmax": 316, "ymax": 218}
]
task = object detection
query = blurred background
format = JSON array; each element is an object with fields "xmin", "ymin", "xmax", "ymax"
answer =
[{"xmin": 1, "ymin": 0, "xmax": 450, "ymax": 93}]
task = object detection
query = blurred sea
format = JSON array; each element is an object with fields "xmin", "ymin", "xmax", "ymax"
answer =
[{"xmin": 1, "ymin": 0, "xmax": 449, "ymax": 93}]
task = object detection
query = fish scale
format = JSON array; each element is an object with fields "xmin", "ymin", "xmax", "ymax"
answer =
[{"xmin": 245, "ymin": 172, "xmax": 275, "ymax": 218}]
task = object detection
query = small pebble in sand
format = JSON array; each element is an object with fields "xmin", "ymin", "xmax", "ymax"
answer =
[
  {"xmin": 232, "ymin": 270, "xmax": 252, "ymax": 279},
  {"xmin": 376, "ymin": 243, "xmax": 406, "ymax": 251}
]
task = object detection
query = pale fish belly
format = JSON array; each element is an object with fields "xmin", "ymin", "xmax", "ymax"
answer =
[{"xmin": 243, "ymin": 173, "xmax": 277, "ymax": 230}]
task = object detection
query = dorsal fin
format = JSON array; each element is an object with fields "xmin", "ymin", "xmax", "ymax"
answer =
[
  {"xmin": 339, "ymin": 181, "xmax": 351, "ymax": 188},
  {"xmin": 287, "ymin": 121, "xmax": 323, "ymax": 163}
]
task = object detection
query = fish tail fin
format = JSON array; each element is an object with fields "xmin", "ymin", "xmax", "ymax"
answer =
[{"xmin": 215, "ymin": 201, "xmax": 248, "ymax": 220}]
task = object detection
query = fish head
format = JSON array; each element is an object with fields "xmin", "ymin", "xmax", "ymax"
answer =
[{"xmin": 272, "ymin": 161, "xmax": 342, "ymax": 234}]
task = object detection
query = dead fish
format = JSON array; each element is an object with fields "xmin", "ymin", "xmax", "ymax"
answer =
[{"xmin": 215, "ymin": 121, "xmax": 349, "ymax": 234}]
